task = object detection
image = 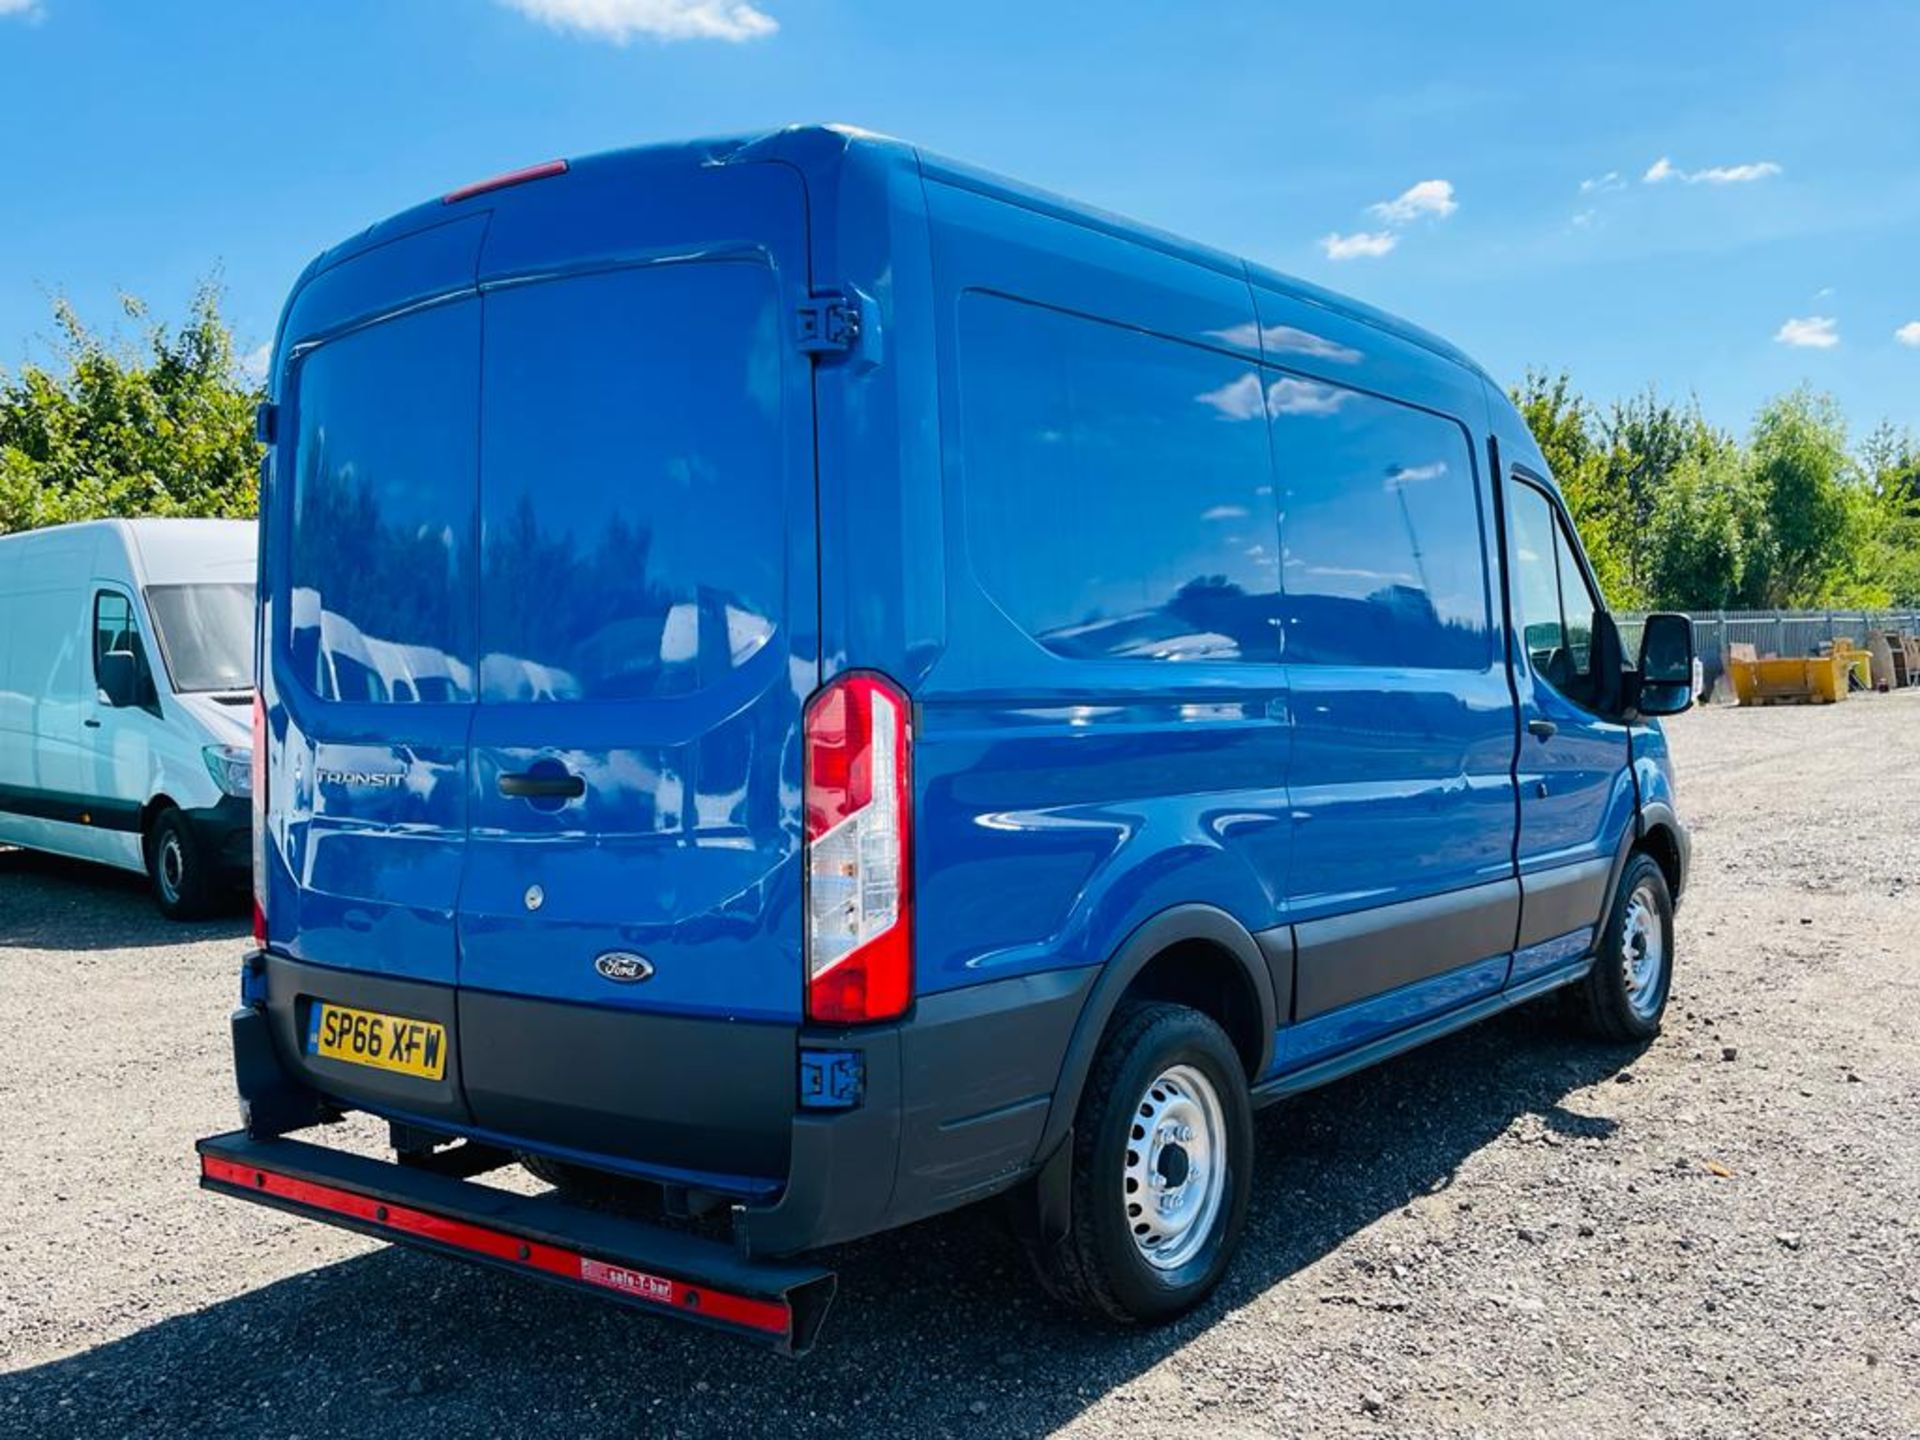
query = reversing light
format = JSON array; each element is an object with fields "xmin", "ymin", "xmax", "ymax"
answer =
[{"xmin": 803, "ymin": 674, "xmax": 912, "ymax": 1024}]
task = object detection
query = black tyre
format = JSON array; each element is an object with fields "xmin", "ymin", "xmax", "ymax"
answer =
[
  {"xmin": 1029, "ymin": 1002, "xmax": 1253, "ymax": 1323},
  {"xmin": 1570, "ymin": 852, "xmax": 1675, "ymax": 1041},
  {"xmin": 147, "ymin": 807, "xmax": 219, "ymax": 921},
  {"xmin": 519, "ymin": 1153, "xmax": 648, "ymax": 1209}
]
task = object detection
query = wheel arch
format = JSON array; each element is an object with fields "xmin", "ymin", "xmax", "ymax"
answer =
[
  {"xmin": 1033, "ymin": 904, "xmax": 1279, "ymax": 1163},
  {"xmin": 138, "ymin": 793, "xmax": 183, "ymax": 854}
]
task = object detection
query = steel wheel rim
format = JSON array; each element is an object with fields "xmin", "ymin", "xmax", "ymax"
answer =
[
  {"xmin": 158, "ymin": 833, "xmax": 185, "ymax": 904},
  {"xmin": 1122, "ymin": 1063, "xmax": 1228, "ymax": 1271},
  {"xmin": 1620, "ymin": 881, "xmax": 1666, "ymax": 1019}
]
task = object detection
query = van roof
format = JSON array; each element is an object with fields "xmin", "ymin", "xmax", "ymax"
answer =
[
  {"xmin": 285, "ymin": 123, "xmax": 1489, "ymax": 387},
  {"xmin": 0, "ymin": 517, "xmax": 255, "ymax": 585}
]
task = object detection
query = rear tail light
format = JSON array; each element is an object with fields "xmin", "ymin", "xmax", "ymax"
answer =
[
  {"xmin": 803, "ymin": 674, "xmax": 911, "ymax": 1024},
  {"xmin": 251, "ymin": 693, "xmax": 267, "ymax": 947}
]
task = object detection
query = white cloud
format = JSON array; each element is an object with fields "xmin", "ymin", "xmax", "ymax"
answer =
[
  {"xmin": 1207, "ymin": 322, "xmax": 1363, "ymax": 364},
  {"xmin": 1693, "ymin": 161, "xmax": 1783, "ymax": 185},
  {"xmin": 1196, "ymin": 373, "xmax": 1265, "ymax": 420},
  {"xmin": 1570, "ymin": 209, "xmax": 1597, "ymax": 229},
  {"xmin": 496, "ymin": 0, "xmax": 776, "ymax": 43},
  {"xmin": 1645, "ymin": 156, "xmax": 1782, "ymax": 186},
  {"xmin": 240, "ymin": 343, "xmax": 272, "ymax": 383},
  {"xmin": 1775, "ymin": 315, "xmax": 1839, "ymax": 349},
  {"xmin": 0, "ymin": 0, "xmax": 43, "ymax": 17},
  {"xmin": 1267, "ymin": 378, "xmax": 1349, "ymax": 416},
  {"xmin": 1897, "ymin": 322, "xmax": 1920, "ymax": 348},
  {"xmin": 1201, "ymin": 505, "xmax": 1249, "ymax": 521},
  {"xmin": 1321, "ymin": 230, "xmax": 1397, "ymax": 261},
  {"xmin": 1369, "ymin": 179, "xmax": 1457, "ymax": 225},
  {"xmin": 1580, "ymin": 171, "xmax": 1625, "ymax": 194}
]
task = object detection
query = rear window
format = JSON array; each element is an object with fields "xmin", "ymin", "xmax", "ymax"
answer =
[
  {"xmin": 476, "ymin": 261, "xmax": 786, "ymax": 702},
  {"xmin": 957, "ymin": 293, "xmax": 1279, "ymax": 663},
  {"xmin": 288, "ymin": 300, "xmax": 480, "ymax": 704}
]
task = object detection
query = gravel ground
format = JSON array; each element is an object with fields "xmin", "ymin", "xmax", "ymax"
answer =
[{"xmin": 2, "ymin": 695, "xmax": 1917, "ymax": 1439}]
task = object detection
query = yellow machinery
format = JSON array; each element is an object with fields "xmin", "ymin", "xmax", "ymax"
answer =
[
  {"xmin": 1829, "ymin": 641, "xmax": 1871, "ymax": 691},
  {"xmin": 1727, "ymin": 645, "xmax": 1848, "ymax": 705}
]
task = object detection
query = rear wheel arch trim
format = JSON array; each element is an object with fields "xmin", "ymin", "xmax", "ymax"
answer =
[{"xmin": 1033, "ymin": 904, "xmax": 1277, "ymax": 1164}]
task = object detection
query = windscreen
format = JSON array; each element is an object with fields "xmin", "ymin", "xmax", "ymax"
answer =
[{"xmin": 146, "ymin": 582, "xmax": 255, "ymax": 693}]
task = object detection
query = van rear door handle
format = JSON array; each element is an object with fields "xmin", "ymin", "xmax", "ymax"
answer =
[
  {"xmin": 1526, "ymin": 718, "xmax": 1558, "ymax": 742},
  {"xmin": 497, "ymin": 770, "xmax": 586, "ymax": 799}
]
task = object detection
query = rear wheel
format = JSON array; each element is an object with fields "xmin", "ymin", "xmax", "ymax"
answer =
[
  {"xmin": 519, "ymin": 1153, "xmax": 649, "ymax": 1209},
  {"xmin": 147, "ymin": 807, "xmax": 218, "ymax": 921},
  {"xmin": 1028, "ymin": 1002, "xmax": 1252, "ymax": 1322},
  {"xmin": 1570, "ymin": 852, "xmax": 1675, "ymax": 1040}
]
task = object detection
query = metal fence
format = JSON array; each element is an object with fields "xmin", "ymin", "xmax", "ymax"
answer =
[{"xmin": 1619, "ymin": 609, "xmax": 1920, "ymax": 680}]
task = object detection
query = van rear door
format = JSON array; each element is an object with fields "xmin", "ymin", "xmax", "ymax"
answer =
[{"xmin": 453, "ymin": 163, "xmax": 818, "ymax": 1179}]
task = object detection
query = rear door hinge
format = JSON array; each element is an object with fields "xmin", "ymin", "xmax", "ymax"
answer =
[
  {"xmin": 795, "ymin": 292, "xmax": 863, "ymax": 358},
  {"xmin": 254, "ymin": 400, "xmax": 279, "ymax": 446}
]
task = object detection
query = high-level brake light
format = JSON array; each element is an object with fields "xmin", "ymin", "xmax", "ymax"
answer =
[
  {"xmin": 803, "ymin": 674, "xmax": 911, "ymax": 1024},
  {"xmin": 442, "ymin": 159, "xmax": 569, "ymax": 205}
]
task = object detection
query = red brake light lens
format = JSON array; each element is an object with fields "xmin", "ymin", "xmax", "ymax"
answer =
[
  {"xmin": 804, "ymin": 674, "xmax": 911, "ymax": 1024},
  {"xmin": 442, "ymin": 159, "xmax": 569, "ymax": 205},
  {"xmin": 251, "ymin": 693, "xmax": 267, "ymax": 947}
]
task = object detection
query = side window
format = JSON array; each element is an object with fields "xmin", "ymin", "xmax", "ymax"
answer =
[
  {"xmin": 1554, "ymin": 515, "xmax": 1598, "ymax": 677},
  {"xmin": 1509, "ymin": 478, "xmax": 1602, "ymax": 700},
  {"xmin": 1507, "ymin": 483, "xmax": 1565, "ymax": 678},
  {"xmin": 1270, "ymin": 379, "xmax": 1491, "ymax": 668},
  {"xmin": 93, "ymin": 591, "xmax": 138, "ymax": 678},
  {"xmin": 957, "ymin": 293, "xmax": 1279, "ymax": 663}
]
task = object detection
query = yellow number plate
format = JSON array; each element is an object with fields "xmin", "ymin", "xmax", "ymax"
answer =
[{"xmin": 308, "ymin": 1003, "xmax": 447, "ymax": 1081}]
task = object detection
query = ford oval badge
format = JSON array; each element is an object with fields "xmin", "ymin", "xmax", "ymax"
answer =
[{"xmin": 594, "ymin": 951, "xmax": 655, "ymax": 984}]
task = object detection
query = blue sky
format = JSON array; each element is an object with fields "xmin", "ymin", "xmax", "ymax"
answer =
[{"xmin": 2, "ymin": 0, "xmax": 1917, "ymax": 435}]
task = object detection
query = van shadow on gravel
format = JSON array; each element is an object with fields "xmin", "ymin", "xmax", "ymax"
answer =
[
  {"xmin": 0, "ymin": 1010, "xmax": 1636, "ymax": 1440},
  {"xmin": 0, "ymin": 846, "xmax": 248, "ymax": 951}
]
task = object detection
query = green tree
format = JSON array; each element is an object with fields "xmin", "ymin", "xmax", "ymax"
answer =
[
  {"xmin": 1854, "ymin": 422, "xmax": 1920, "ymax": 605},
  {"xmin": 1509, "ymin": 369, "xmax": 1639, "ymax": 605},
  {"xmin": 0, "ymin": 283, "xmax": 262, "ymax": 535},
  {"xmin": 1600, "ymin": 387, "xmax": 1725, "ymax": 597},
  {"xmin": 1645, "ymin": 445, "xmax": 1762, "ymax": 609},
  {"xmin": 1740, "ymin": 387, "xmax": 1856, "ymax": 607}
]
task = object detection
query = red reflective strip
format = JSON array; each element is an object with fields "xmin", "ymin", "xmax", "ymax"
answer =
[
  {"xmin": 200, "ymin": 1154, "xmax": 789, "ymax": 1335},
  {"xmin": 442, "ymin": 158, "xmax": 568, "ymax": 204}
]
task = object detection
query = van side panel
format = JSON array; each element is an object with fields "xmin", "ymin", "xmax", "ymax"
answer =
[
  {"xmin": 914, "ymin": 179, "xmax": 1291, "ymax": 1010},
  {"xmin": 1483, "ymin": 383, "xmax": 1636, "ymax": 956},
  {"xmin": 0, "ymin": 527, "xmax": 99, "ymax": 860},
  {"xmin": 1249, "ymin": 284, "xmax": 1519, "ymax": 1033}
]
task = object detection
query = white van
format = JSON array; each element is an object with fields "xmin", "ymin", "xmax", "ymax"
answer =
[{"xmin": 0, "ymin": 518, "xmax": 255, "ymax": 917}]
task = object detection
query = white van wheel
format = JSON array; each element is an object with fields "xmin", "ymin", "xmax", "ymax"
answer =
[{"xmin": 147, "ymin": 808, "xmax": 216, "ymax": 921}]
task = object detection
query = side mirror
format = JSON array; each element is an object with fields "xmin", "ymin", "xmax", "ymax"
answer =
[
  {"xmin": 1634, "ymin": 612, "xmax": 1694, "ymax": 717},
  {"xmin": 97, "ymin": 649, "xmax": 141, "ymax": 708}
]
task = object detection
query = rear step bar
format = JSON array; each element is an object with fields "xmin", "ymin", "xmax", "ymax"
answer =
[{"xmin": 197, "ymin": 1131, "xmax": 837, "ymax": 1355}]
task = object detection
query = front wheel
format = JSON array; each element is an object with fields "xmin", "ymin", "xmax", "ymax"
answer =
[
  {"xmin": 1028, "ymin": 1002, "xmax": 1253, "ymax": 1323},
  {"xmin": 1571, "ymin": 852, "xmax": 1675, "ymax": 1041},
  {"xmin": 147, "ymin": 807, "xmax": 219, "ymax": 921}
]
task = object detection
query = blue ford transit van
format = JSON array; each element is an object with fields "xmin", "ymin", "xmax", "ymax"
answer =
[{"xmin": 200, "ymin": 126, "xmax": 1694, "ymax": 1354}]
